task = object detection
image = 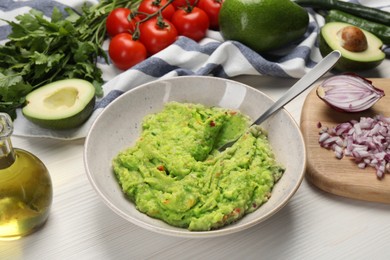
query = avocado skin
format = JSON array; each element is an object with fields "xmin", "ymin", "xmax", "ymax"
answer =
[
  {"xmin": 23, "ymin": 97, "xmax": 95, "ymax": 130},
  {"xmin": 319, "ymin": 33, "xmax": 383, "ymax": 71},
  {"xmin": 219, "ymin": 0, "xmax": 309, "ymax": 52}
]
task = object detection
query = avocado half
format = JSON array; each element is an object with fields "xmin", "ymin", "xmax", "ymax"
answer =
[
  {"xmin": 22, "ymin": 79, "xmax": 96, "ymax": 130},
  {"xmin": 319, "ymin": 22, "xmax": 385, "ymax": 71}
]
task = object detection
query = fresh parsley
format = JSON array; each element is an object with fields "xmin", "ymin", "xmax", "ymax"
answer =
[{"xmin": 0, "ymin": 0, "xmax": 138, "ymax": 118}]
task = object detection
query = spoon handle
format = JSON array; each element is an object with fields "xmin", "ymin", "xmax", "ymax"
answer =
[
  {"xmin": 218, "ymin": 50, "xmax": 341, "ymax": 152},
  {"xmin": 252, "ymin": 50, "xmax": 341, "ymax": 126}
]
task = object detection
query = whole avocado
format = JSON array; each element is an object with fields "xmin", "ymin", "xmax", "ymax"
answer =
[{"xmin": 219, "ymin": 0, "xmax": 309, "ymax": 53}]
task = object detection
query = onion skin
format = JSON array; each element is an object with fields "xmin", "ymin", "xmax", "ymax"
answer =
[{"xmin": 316, "ymin": 74, "xmax": 385, "ymax": 112}]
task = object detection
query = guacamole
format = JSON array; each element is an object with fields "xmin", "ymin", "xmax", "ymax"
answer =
[{"xmin": 113, "ymin": 102, "xmax": 284, "ymax": 231}]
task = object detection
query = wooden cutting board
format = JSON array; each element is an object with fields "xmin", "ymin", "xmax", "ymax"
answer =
[{"xmin": 300, "ymin": 78, "xmax": 390, "ymax": 204}]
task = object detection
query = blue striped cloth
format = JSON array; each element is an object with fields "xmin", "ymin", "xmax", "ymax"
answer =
[{"xmin": 1, "ymin": 0, "xmax": 389, "ymax": 139}]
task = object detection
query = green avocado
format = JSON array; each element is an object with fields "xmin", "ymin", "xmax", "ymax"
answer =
[
  {"xmin": 219, "ymin": 0, "xmax": 309, "ymax": 52},
  {"xmin": 22, "ymin": 79, "xmax": 95, "ymax": 130},
  {"xmin": 319, "ymin": 22, "xmax": 385, "ymax": 71},
  {"xmin": 112, "ymin": 102, "xmax": 285, "ymax": 231}
]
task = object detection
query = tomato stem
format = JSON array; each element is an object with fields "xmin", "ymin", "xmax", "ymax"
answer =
[
  {"xmin": 132, "ymin": 0, "xmax": 175, "ymax": 39},
  {"xmin": 152, "ymin": 0, "xmax": 163, "ymax": 7}
]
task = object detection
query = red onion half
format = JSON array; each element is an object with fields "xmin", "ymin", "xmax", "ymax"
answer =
[
  {"xmin": 317, "ymin": 74, "xmax": 384, "ymax": 112},
  {"xmin": 318, "ymin": 115, "xmax": 390, "ymax": 179}
]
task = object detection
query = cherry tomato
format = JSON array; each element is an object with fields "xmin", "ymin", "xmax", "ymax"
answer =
[
  {"xmin": 139, "ymin": 18, "xmax": 178, "ymax": 55},
  {"xmin": 106, "ymin": 8, "xmax": 139, "ymax": 37},
  {"xmin": 137, "ymin": 0, "xmax": 175, "ymax": 20},
  {"xmin": 108, "ymin": 33, "xmax": 147, "ymax": 70},
  {"xmin": 171, "ymin": 7, "xmax": 209, "ymax": 42},
  {"xmin": 197, "ymin": 0, "xmax": 223, "ymax": 30},
  {"xmin": 171, "ymin": 0, "xmax": 197, "ymax": 9}
]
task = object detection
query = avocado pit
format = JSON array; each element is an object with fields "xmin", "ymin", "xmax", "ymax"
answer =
[{"xmin": 338, "ymin": 26, "xmax": 368, "ymax": 52}]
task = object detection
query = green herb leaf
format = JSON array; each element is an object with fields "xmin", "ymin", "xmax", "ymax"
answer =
[
  {"xmin": 51, "ymin": 7, "xmax": 64, "ymax": 23},
  {"xmin": 0, "ymin": 0, "xmax": 142, "ymax": 119}
]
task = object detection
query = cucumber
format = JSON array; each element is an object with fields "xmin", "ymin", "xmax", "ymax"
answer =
[
  {"xmin": 294, "ymin": 0, "xmax": 390, "ymax": 26},
  {"xmin": 326, "ymin": 10, "xmax": 390, "ymax": 45}
]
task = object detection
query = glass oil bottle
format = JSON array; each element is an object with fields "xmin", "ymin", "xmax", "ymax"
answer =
[{"xmin": 0, "ymin": 113, "xmax": 52, "ymax": 240}]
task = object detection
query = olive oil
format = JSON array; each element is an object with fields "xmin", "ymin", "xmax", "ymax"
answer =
[{"xmin": 0, "ymin": 113, "xmax": 52, "ymax": 240}]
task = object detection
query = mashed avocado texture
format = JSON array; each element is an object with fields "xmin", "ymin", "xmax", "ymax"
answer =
[{"xmin": 113, "ymin": 102, "xmax": 284, "ymax": 231}]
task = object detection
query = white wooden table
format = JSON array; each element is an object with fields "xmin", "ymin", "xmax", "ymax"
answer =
[
  {"xmin": 0, "ymin": 0, "xmax": 390, "ymax": 254},
  {"xmin": 1, "ymin": 58, "xmax": 389, "ymax": 259}
]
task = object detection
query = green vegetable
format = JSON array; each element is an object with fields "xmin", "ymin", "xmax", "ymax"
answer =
[
  {"xmin": 22, "ymin": 79, "xmax": 96, "ymax": 129},
  {"xmin": 319, "ymin": 22, "xmax": 385, "ymax": 71},
  {"xmin": 219, "ymin": 0, "xmax": 309, "ymax": 52},
  {"xmin": 294, "ymin": 0, "xmax": 390, "ymax": 26},
  {"xmin": 326, "ymin": 10, "xmax": 390, "ymax": 45},
  {"xmin": 0, "ymin": 0, "xmax": 139, "ymax": 119}
]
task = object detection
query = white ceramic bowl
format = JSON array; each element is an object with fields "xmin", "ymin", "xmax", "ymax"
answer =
[{"xmin": 84, "ymin": 76, "xmax": 306, "ymax": 238}]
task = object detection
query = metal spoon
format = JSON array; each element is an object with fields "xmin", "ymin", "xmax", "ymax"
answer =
[{"xmin": 219, "ymin": 50, "xmax": 341, "ymax": 151}]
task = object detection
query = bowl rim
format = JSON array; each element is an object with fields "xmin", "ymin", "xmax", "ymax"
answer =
[{"xmin": 84, "ymin": 75, "xmax": 306, "ymax": 238}]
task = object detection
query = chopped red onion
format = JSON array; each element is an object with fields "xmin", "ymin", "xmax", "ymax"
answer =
[
  {"xmin": 318, "ymin": 115, "xmax": 390, "ymax": 179},
  {"xmin": 317, "ymin": 74, "xmax": 384, "ymax": 112}
]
